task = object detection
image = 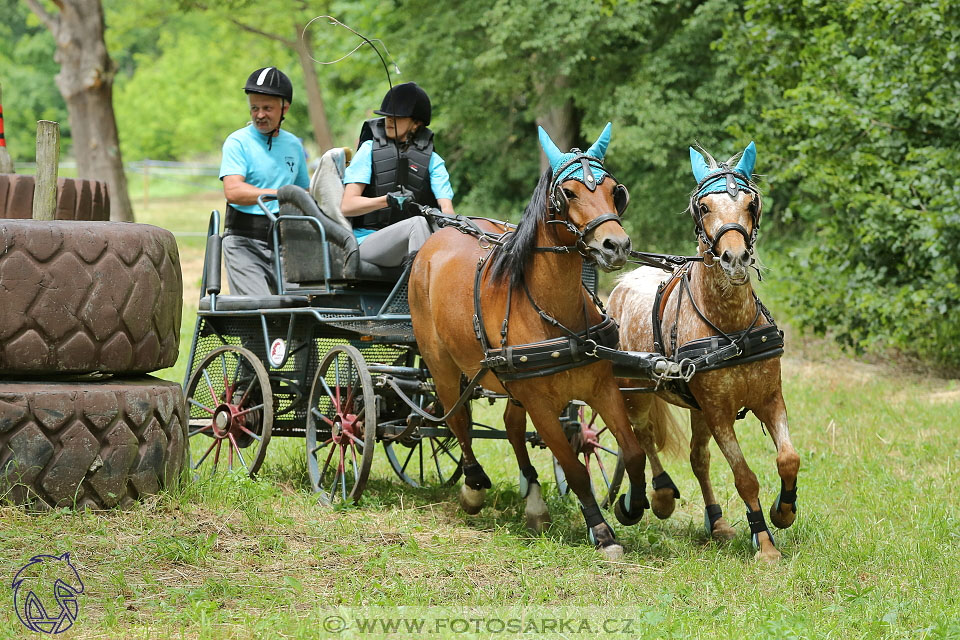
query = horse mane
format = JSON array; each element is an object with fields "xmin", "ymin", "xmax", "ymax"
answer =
[{"xmin": 488, "ymin": 167, "xmax": 552, "ymax": 288}]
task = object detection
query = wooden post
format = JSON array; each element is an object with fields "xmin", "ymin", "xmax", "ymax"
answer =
[
  {"xmin": 32, "ymin": 120, "xmax": 59, "ymax": 221},
  {"xmin": 0, "ymin": 82, "xmax": 13, "ymax": 174}
]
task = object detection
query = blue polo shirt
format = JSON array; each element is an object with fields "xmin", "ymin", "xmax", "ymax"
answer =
[{"xmin": 220, "ymin": 124, "xmax": 310, "ymax": 214}]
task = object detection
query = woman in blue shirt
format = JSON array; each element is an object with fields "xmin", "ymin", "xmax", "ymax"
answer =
[{"xmin": 340, "ymin": 82, "xmax": 454, "ymax": 268}]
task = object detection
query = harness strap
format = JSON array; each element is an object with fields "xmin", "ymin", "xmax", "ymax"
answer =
[{"xmin": 652, "ymin": 266, "xmax": 686, "ymax": 354}]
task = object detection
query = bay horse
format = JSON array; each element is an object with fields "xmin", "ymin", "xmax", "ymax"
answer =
[
  {"xmin": 607, "ymin": 142, "xmax": 799, "ymax": 562},
  {"xmin": 409, "ymin": 124, "xmax": 648, "ymax": 559}
]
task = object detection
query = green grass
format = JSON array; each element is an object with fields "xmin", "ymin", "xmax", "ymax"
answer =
[{"xmin": 2, "ymin": 193, "xmax": 959, "ymax": 638}]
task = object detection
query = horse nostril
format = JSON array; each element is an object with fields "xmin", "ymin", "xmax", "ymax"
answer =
[
  {"xmin": 739, "ymin": 250, "xmax": 751, "ymax": 265},
  {"xmin": 603, "ymin": 237, "xmax": 630, "ymax": 254},
  {"xmin": 720, "ymin": 250, "xmax": 733, "ymax": 266}
]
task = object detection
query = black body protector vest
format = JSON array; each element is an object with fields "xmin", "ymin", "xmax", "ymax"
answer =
[{"xmin": 353, "ymin": 117, "xmax": 439, "ymax": 230}]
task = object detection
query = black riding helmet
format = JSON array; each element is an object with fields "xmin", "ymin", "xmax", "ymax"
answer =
[
  {"xmin": 243, "ymin": 67, "xmax": 292, "ymax": 149},
  {"xmin": 375, "ymin": 82, "xmax": 431, "ymax": 125},
  {"xmin": 244, "ymin": 67, "xmax": 293, "ymax": 102}
]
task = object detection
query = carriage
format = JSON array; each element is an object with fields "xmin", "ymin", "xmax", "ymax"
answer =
[
  {"xmin": 182, "ymin": 129, "xmax": 798, "ymax": 561},
  {"xmin": 181, "ymin": 187, "xmax": 633, "ymax": 506}
]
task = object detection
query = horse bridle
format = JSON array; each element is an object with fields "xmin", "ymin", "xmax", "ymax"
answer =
[
  {"xmin": 689, "ymin": 167, "xmax": 762, "ymax": 262},
  {"xmin": 545, "ymin": 152, "xmax": 630, "ymax": 258}
]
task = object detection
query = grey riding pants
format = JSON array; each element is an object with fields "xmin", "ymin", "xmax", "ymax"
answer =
[
  {"xmin": 357, "ymin": 216, "xmax": 435, "ymax": 267},
  {"xmin": 222, "ymin": 235, "xmax": 275, "ymax": 296}
]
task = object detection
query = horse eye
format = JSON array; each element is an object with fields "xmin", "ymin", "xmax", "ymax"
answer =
[
  {"xmin": 699, "ymin": 203, "xmax": 709, "ymax": 217},
  {"xmin": 562, "ymin": 188, "xmax": 576, "ymax": 199}
]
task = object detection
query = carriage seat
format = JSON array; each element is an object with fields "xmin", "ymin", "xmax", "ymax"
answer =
[
  {"xmin": 275, "ymin": 184, "xmax": 403, "ymax": 284},
  {"xmin": 198, "ymin": 294, "xmax": 310, "ymax": 311}
]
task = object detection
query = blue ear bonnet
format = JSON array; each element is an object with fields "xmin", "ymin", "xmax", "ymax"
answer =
[
  {"xmin": 690, "ymin": 141, "xmax": 757, "ymax": 198},
  {"xmin": 539, "ymin": 123, "xmax": 612, "ymax": 188}
]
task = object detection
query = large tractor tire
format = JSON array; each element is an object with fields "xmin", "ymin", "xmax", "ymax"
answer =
[
  {"xmin": 0, "ymin": 220, "xmax": 182, "ymax": 375},
  {"xmin": 0, "ymin": 377, "xmax": 187, "ymax": 509},
  {"xmin": 0, "ymin": 174, "xmax": 110, "ymax": 221}
]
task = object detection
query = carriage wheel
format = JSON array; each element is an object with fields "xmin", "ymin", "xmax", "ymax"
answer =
[
  {"xmin": 554, "ymin": 403, "xmax": 624, "ymax": 508},
  {"xmin": 383, "ymin": 391, "xmax": 463, "ymax": 488},
  {"xmin": 306, "ymin": 345, "xmax": 376, "ymax": 506},
  {"xmin": 185, "ymin": 346, "xmax": 273, "ymax": 479}
]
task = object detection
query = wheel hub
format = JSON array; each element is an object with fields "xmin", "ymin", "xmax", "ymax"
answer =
[
  {"xmin": 212, "ymin": 404, "xmax": 250, "ymax": 439},
  {"xmin": 331, "ymin": 414, "xmax": 358, "ymax": 445},
  {"xmin": 581, "ymin": 424, "xmax": 600, "ymax": 457}
]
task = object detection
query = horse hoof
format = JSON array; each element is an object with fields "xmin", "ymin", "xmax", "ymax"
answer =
[
  {"xmin": 650, "ymin": 488, "xmax": 676, "ymax": 520},
  {"xmin": 769, "ymin": 500, "xmax": 797, "ymax": 529},
  {"xmin": 710, "ymin": 517, "xmax": 737, "ymax": 541},
  {"xmin": 753, "ymin": 546, "xmax": 782, "ymax": 563},
  {"xmin": 614, "ymin": 494, "xmax": 644, "ymax": 526},
  {"xmin": 524, "ymin": 484, "xmax": 552, "ymax": 533},
  {"xmin": 525, "ymin": 510, "xmax": 552, "ymax": 533},
  {"xmin": 459, "ymin": 485, "xmax": 486, "ymax": 515},
  {"xmin": 600, "ymin": 543, "xmax": 624, "ymax": 561}
]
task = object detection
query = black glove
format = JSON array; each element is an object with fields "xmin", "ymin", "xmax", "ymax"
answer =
[{"xmin": 386, "ymin": 187, "xmax": 415, "ymax": 213}]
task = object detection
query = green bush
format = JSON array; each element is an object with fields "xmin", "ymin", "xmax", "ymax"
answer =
[{"xmin": 726, "ymin": 0, "xmax": 960, "ymax": 367}]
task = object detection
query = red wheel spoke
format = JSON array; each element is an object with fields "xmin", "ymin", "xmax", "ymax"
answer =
[
  {"xmin": 188, "ymin": 423, "xmax": 214, "ymax": 438},
  {"xmin": 193, "ymin": 438, "xmax": 219, "ymax": 468},
  {"xmin": 202, "ymin": 370, "xmax": 221, "ymax": 406},
  {"xmin": 350, "ymin": 443, "xmax": 360, "ymax": 485},
  {"xmin": 320, "ymin": 440, "xmax": 337, "ymax": 481},
  {"xmin": 236, "ymin": 423, "xmax": 263, "ymax": 442},
  {"xmin": 333, "ymin": 358, "xmax": 342, "ymax": 408},
  {"xmin": 187, "ymin": 398, "xmax": 216, "ymax": 416},
  {"xmin": 346, "ymin": 431, "xmax": 365, "ymax": 447},
  {"xmin": 211, "ymin": 439, "xmax": 223, "ymax": 476},
  {"xmin": 228, "ymin": 433, "xmax": 250, "ymax": 471},
  {"xmin": 310, "ymin": 438, "xmax": 332, "ymax": 457},
  {"xmin": 234, "ymin": 403, "xmax": 265, "ymax": 419}
]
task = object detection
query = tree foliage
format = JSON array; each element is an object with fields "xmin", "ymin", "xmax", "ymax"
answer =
[
  {"xmin": 0, "ymin": 0, "xmax": 68, "ymax": 162},
  {"xmin": 385, "ymin": 0, "xmax": 748, "ymax": 249},
  {"xmin": 3, "ymin": 0, "xmax": 958, "ymax": 366},
  {"xmin": 725, "ymin": 0, "xmax": 960, "ymax": 367}
]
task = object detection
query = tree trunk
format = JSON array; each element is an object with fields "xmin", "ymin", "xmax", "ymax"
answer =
[
  {"xmin": 535, "ymin": 75, "xmax": 580, "ymax": 174},
  {"xmin": 0, "ymin": 83, "xmax": 14, "ymax": 173},
  {"xmin": 296, "ymin": 23, "xmax": 334, "ymax": 154},
  {"xmin": 26, "ymin": 0, "xmax": 134, "ymax": 222}
]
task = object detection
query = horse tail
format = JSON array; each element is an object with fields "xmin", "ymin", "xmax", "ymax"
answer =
[{"xmin": 647, "ymin": 396, "xmax": 688, "ymax": 460}]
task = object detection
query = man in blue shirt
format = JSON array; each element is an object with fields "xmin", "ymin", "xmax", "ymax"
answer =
[
  {"xmin": 219, "ymin": 67, "xmax": 309, "ymax": 295},
  {"xmin": 341, "ymin": 82, "xmax": 454, "ymax": 268}
]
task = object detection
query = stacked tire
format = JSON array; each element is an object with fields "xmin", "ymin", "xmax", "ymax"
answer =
[
  {"xmin": 0, "ymin": 216, "xmax": 186, "ymax": 510},
  {"xmin": 0, "ymin": 174, "xmax": 111, "ymax": 221}
]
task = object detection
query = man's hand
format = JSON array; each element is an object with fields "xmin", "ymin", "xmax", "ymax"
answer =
[{"xmin": 386, "ymin": 187, "xmax": 415, "ymax": 213}]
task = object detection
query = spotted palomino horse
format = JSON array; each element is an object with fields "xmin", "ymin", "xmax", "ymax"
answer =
[{"xmin": 607, "ymin": 142, "xmax": 799, "ymax": 561}]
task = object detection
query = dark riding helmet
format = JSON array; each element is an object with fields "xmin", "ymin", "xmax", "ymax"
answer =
[
  {"xmin": 374, "ymin": 82, "xmax": 431, "ymax": 125},
  {"xmin": 244, "ymin": 67, "xmax": 293, "ymax": 103}
]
